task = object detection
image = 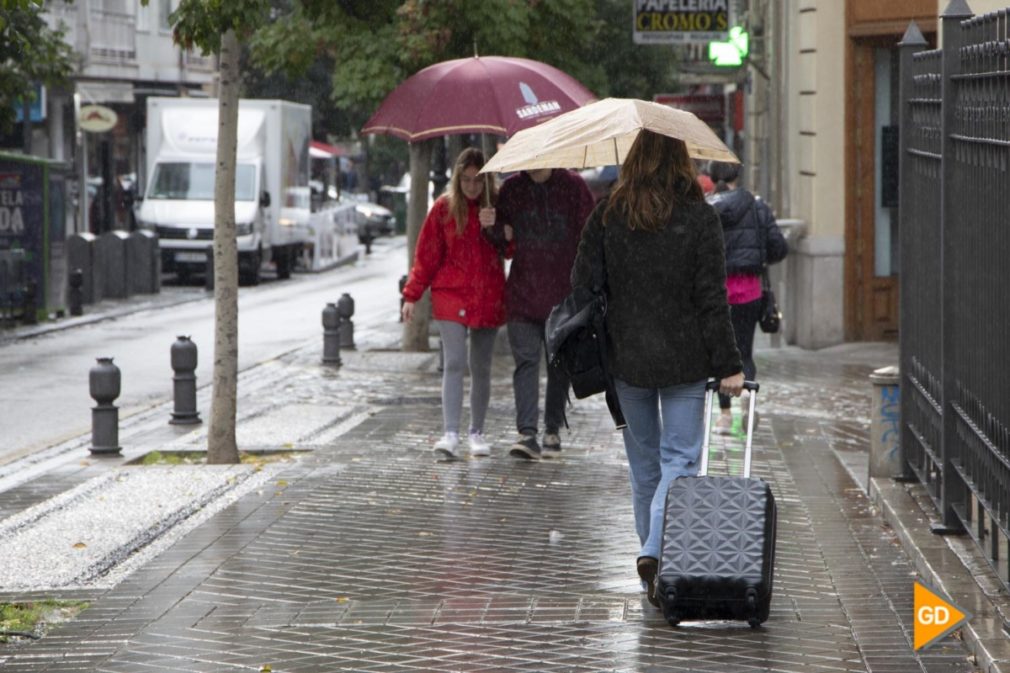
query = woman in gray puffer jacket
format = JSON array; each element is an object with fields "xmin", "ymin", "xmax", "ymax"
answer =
[
  {"xmin": 706, "ymin": 161, "xmax": 789, "ymax": 434},
  {"xmin": 570, "ymin": 131, "xmax": 743, "ymax": 608}
]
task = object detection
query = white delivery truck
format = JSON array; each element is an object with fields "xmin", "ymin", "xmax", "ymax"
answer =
[{"xmin": 138, "ymin": 97, "xmax": 312, "ymax": 285}]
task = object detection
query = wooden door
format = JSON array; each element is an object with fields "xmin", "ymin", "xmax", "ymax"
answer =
[{"xmin": 847, "ymin": 40, "xmax": 900, "ymax": 341}]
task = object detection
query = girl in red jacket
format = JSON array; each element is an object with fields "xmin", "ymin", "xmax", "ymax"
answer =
[{"xmin": 401, "ymin": 148, "xmax": 505, "ymax": 459}]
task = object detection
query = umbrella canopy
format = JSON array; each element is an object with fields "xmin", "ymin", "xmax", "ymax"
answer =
[
  {"xmin": 361, "ymin": 56, "xmax": 596, "ymax": 142},
  {"xmin": 481, "ymin": 98, "xmax": 739, "ymax": 173}
]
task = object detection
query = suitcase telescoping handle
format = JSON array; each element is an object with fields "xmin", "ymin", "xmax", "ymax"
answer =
[{"xmin": 699, "ymin": 379, "xmax": 760, "ymax": 478}]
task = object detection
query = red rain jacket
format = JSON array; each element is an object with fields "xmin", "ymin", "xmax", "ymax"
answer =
[{"xmin": 402, "ymin": 196, "xmax": 506, "ymax": 328}]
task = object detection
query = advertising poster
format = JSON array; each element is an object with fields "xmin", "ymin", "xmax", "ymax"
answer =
[{"xmin": 0, "ymin": 159, "xmax": 46, "ymax": 316}]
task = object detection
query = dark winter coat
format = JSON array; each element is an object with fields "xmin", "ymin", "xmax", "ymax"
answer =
[
  {"xmin": 706, "ymin": 188, "xmax": 788, "ymax": 274},
  {"xmin": 492, "ymin": 170, "xmax": 596, "ymax": 323},
  {"xmin": 570, "ymin": 189, "xmax": 743, "ymax": 389}
]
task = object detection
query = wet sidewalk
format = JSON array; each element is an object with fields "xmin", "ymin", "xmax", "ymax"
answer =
[{"xmin": 0, "ymin": 318, "xmax": 994, "ymax": 672}]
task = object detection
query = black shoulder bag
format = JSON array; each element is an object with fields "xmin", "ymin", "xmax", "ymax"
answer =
[
  {"xmin": 758, "ymin": 270, "xmax": 781, "ymax": 334},
  {"xmin": 751, "ymin": 199, "xmax": 782, "ymax": 334},
  {"xmin": 545, "ymin": 227, "xmax": 626, "ymax": 429}
]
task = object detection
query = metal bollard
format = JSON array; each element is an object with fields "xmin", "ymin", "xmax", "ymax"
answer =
[
  {"xmin": 868, "ymin": 365, "xmax": 901, "ymax": 493},
  {"xmin": 89, "ymin": 357, "xmax": 122, "ymax": 455},
  {"xmin": 322, "ymin": 302, "xmax": 341, "ymax": 366},
  {"xmin": 337, "ymin": 292, "xmax": 355, "ymax": 350},
  {"xmin": 204, "ymin": 246, "xmax": 214, "ymax": 291},
  {"xmin": 170, "ymin": 335, "xmax": 201, "ymax": 425},
  {"xmin": 398, "ymin": 275, "xmax": 407, "ymax": 322},
  {"xmin": 21, "ymin": 279, "xmax": 37, "ymax": 325},
  {"xmin": 68, "ymin": 268, "xmax": 84, "ymax": 316}
]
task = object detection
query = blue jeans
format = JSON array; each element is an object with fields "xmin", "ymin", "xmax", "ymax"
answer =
[{"xmin": 614, "ymin": 377, "xmax": 707, "ymax": 560}]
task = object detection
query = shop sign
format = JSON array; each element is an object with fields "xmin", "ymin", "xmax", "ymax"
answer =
[
  {"xmin": 653, "ymin": 94, "xmax": 726, "ymax": 124},
  {"xmin": 633, "ymin": 0, "xmax": 731, "ymax": 45},
  {"xmin": 79, "ymin": 105, "xmax": 118, "ymax": 133}
]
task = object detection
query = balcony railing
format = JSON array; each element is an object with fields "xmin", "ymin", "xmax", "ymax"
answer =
[
  {"xmin": 183, "ymin": 50, "xmax": 216, "ymax": 71},
  {"xmin": 87, "ymin": 7, "xmax": 136, "ymax": 62}
]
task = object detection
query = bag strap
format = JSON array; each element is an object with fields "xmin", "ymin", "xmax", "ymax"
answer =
[
  {"xmin": 591, "ymin": 224, "xmax": 626, "ymax": 429},
  {"xmin": 748, "ymin": 198, "xmax": 768, "ymax": 269}
]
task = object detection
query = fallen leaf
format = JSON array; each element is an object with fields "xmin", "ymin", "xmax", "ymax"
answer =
[{"xmin": 73, "ymin": 542, "xmax": 87, "ymax": 549}]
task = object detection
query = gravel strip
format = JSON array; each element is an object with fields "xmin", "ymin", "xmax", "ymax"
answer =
[{"xmin": 0, "ymin": 465, "xmax": 254, "ymax": 591}]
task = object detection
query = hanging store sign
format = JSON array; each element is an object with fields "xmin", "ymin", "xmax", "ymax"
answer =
[
  {"xmin": 79, "ymin": 104, "xmax": 118, "ymax": 133},
  {"xmin": 653, "ymin": 94, "xmax": 726, "ymax": 124},
  {"xmin": 633, "ymin": 0, "xmax": 731, "ymax": 45}
]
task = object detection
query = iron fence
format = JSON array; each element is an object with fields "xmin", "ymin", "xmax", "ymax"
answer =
[{"xmin": 899, "ymin": 4, "xmax": 1010, "ymax": 587}]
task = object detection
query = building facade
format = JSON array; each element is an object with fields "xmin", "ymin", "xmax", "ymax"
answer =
[
  {"xmin": 747, "ymin": 0, "xmax": 1001, "ymax": 347},
  {"xmin": 39, "ymin": 0, "xmax": 218, "ymax": 234}
]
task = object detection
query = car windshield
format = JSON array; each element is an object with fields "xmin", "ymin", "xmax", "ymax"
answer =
[{"xmin": 147, "ymin": 162, "xmax": 256, "ymax": 201}]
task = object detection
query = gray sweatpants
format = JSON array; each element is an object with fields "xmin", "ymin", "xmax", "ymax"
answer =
[
  {"xmin": 507, "ymin": 320, "xmax": 570, "ymax": 436},
  {"xmin": 435, "ymin": 320, "xmax": 498, "ymax": 435}
]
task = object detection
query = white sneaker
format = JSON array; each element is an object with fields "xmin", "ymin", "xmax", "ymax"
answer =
[
  {"xmin": 434, "ymin": 432, "xmax": 459, "ymax": 459},
  {"xmin": 468, "ymin": 431, "xmax": 490, "ymax": 457}
]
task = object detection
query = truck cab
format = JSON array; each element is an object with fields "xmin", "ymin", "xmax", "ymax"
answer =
[{"xmin": 138, "ymin": 98, "xmax": 311, "ymax": 285}]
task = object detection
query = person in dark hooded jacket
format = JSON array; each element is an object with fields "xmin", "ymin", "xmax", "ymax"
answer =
[{"xmin": 706, "ymin": 161, "xmax": 789, "ymax": 434}]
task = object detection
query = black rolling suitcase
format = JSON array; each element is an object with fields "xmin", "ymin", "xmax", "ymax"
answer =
[{"xmin": 656, "ymin": 380, "xmax": 776, "ymax": 628}]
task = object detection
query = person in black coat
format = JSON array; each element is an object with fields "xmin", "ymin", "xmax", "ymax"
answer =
[
  {"xmin": 706, "ymin": 161, "xmax": 789, "ymax": 434},
  {"xmin": 570, "ymin": 131, "xmax": 744, "ymax": 608}
]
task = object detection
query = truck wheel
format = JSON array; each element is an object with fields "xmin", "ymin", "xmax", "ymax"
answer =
[
  {"xmin": 239, "ymin": 250, "xmax": 261, "ymax": 286},
  {"xmin": 276, "ymin": 247, "xmax": 292, "ymax": 280}
]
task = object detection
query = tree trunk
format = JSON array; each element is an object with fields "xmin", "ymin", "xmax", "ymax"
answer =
[
  {"xmin": 207, "ymin": 29, "xmax": 241, "ymax": 465},
  {"xmin": 402, "ymin": 139, "xmax": 433, "ymax": 352}
]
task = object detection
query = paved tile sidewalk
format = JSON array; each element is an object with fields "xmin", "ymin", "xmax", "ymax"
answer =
[{"xmin": 0, "ymin": 332, "xmax": 982, "ymax": 672}]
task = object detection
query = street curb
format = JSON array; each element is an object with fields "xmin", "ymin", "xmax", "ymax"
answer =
[
  {"xmin": 1, "ymin": 291, "xmax": 209, "ymax": 343},
  {"xmin": 871, "ymin": 477, "xmax": 1010, "ymax": 673}
]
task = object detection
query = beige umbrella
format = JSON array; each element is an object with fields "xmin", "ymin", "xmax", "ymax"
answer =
[{"xmin": 481, "ymin": 97, "xmax": 738, "ymax": 173}]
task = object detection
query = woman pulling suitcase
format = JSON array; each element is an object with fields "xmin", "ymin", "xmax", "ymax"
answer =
[{"xmin": 569, "ymin": 130, "xmax": 744, "ymax": 608}]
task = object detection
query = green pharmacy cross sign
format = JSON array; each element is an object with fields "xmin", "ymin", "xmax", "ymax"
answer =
[{"xmin": 709, "ymin": 26, "xmax": 749, "ymax": 67}]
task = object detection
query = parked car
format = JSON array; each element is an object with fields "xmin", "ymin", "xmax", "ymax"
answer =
[
  {"xmin": 579, "ymin": 165, "xmax": 619, "ymax": 203},
  {"xmin": 339, "ymin": 193, "xmax": 396, "ymax": 243}
]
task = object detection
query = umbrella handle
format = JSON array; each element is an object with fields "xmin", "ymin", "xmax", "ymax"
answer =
[{"xmin": 483, "ymin": 173, "xmax": 491, "ymax": 208}]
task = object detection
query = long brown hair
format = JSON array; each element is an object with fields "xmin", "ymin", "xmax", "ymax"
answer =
[
  {"xmin": 604, "ymin": 131, "xmax": 703, "ymax": 232},
  {"xmin": 446, "ymin": 147, "xmax": 495, "ymax": 236}
]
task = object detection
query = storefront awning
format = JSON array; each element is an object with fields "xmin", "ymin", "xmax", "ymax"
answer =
[
  {"xmin": 77, "ymin": 81, "xmax": 135, "ymax": 104},
  {"xmin": 310, "ymin": 140, "xmax": 345, "ymax": 159}
]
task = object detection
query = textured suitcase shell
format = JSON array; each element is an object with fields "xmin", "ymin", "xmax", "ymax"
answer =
[
  {"xmin": 656, "ymin": 474, "xmax": 776, "ymax": 626},
  {"xmin": 654, "ymin": 382, "xmax": 776, "ymax": 627}
]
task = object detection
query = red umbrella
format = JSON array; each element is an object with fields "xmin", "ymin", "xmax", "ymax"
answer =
[{"xmin": 361, "ymin": 56, "xmax": 596, "ymax": 142}]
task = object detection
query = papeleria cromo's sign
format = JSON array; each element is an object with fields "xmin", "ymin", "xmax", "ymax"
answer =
[{"xmin": 633, "ymin": 0, "xmax": 731, "ymax": 45}]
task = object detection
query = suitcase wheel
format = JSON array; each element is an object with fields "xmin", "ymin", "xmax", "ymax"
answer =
[
  {"xmin": 662, "ymin": 590, "xmax": 681, "ymax": 628},
  {"xmin": 746, "ymin": 589, "xmax": 762, "ymax": 629}
]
